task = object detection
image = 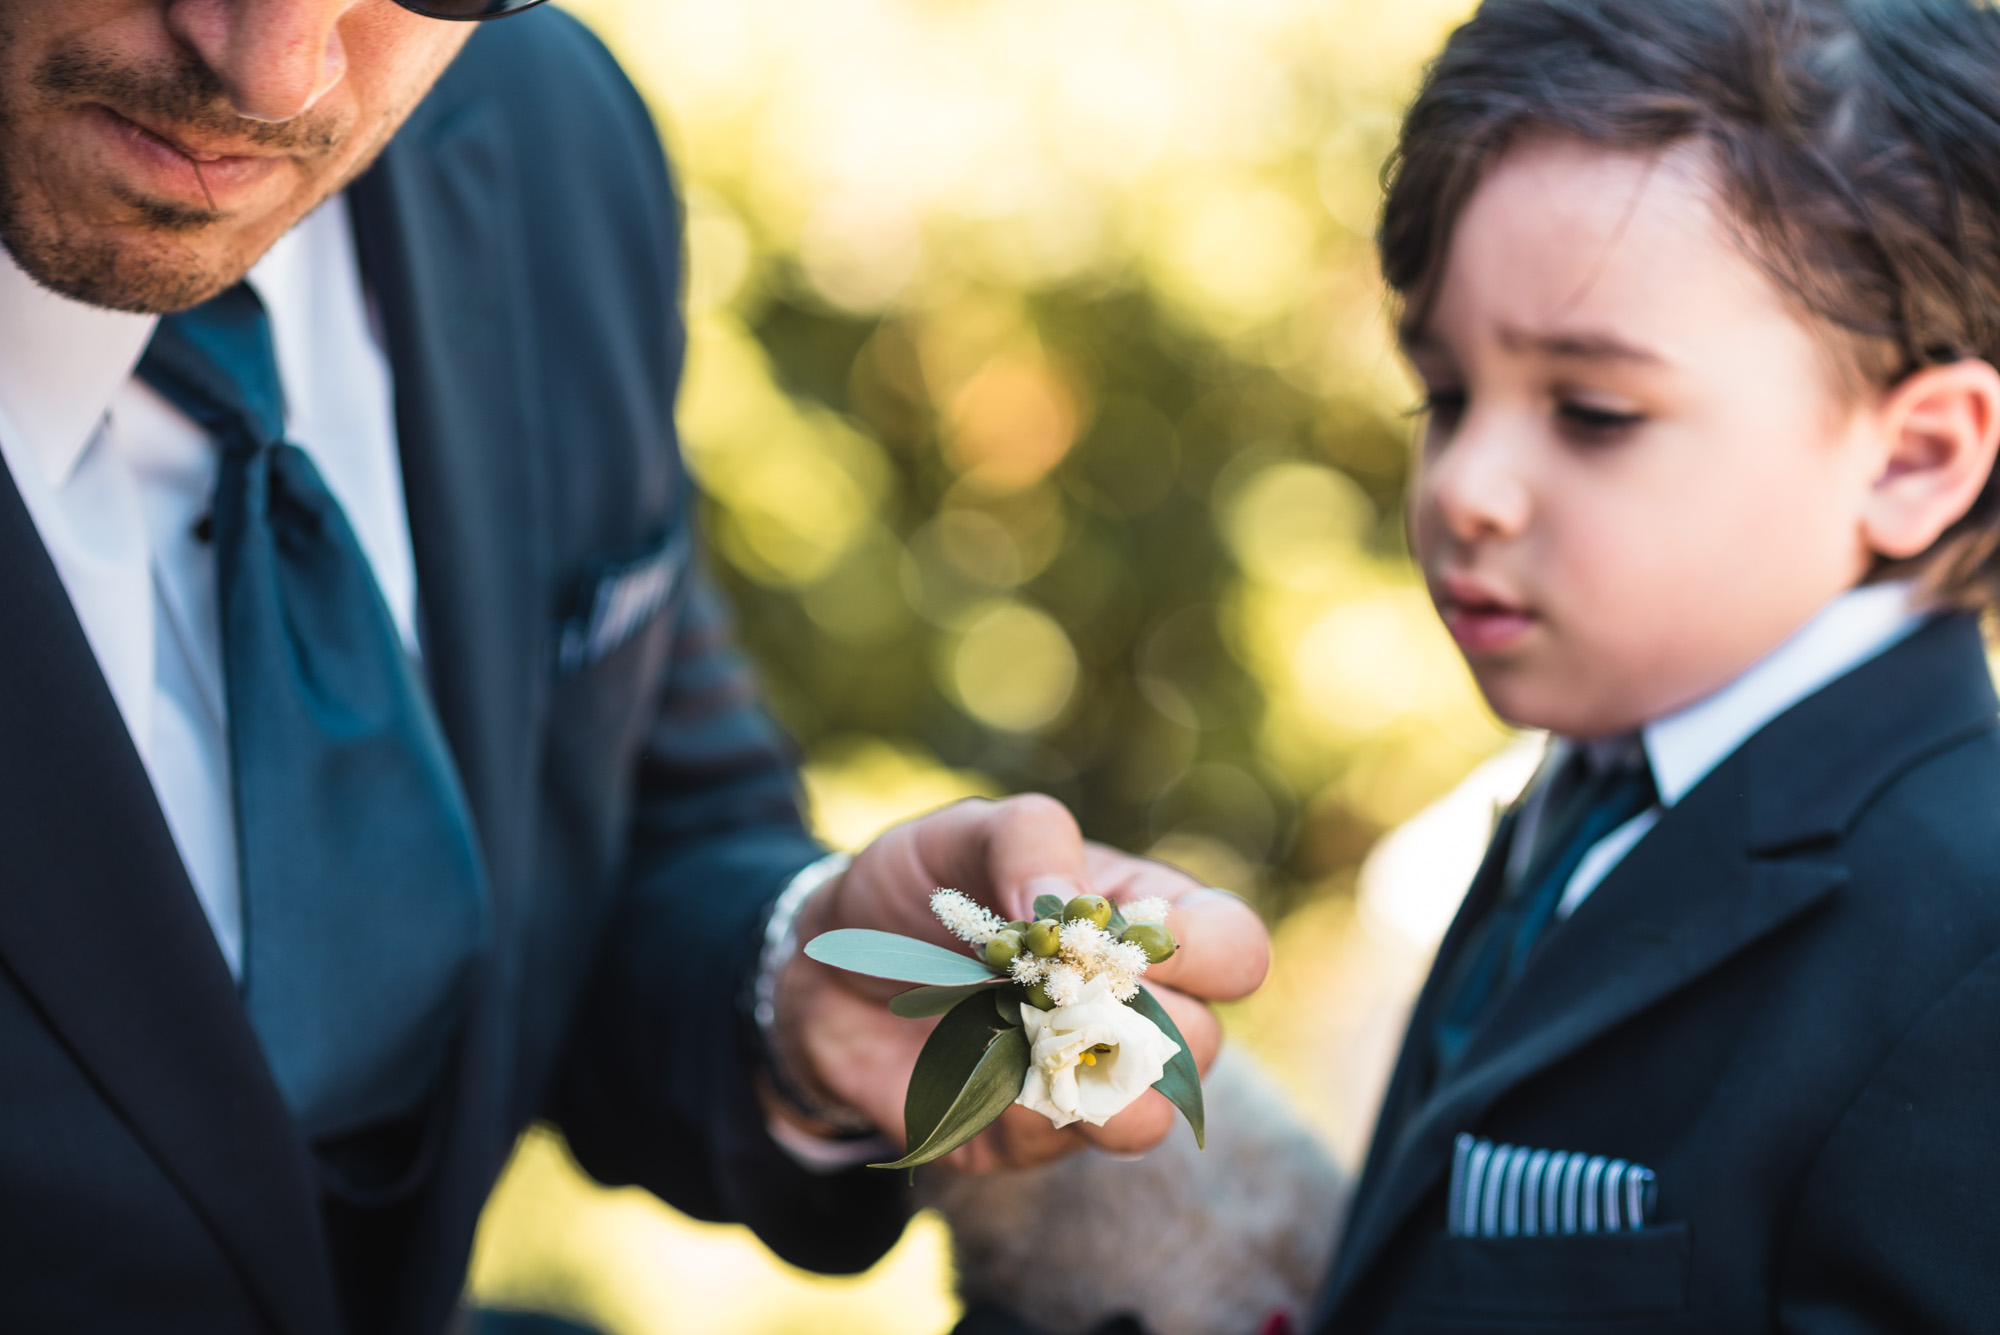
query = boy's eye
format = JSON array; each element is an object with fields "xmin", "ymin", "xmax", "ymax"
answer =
[
  {"xmin": 1557, "ymin": 400, "xmax": 1645, "ymax": 439},
  {"xmin": 1414, "ymin": 388, "xmax": 1467, "ymax": 428}
]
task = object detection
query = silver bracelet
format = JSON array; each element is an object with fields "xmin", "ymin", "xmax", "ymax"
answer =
[
  {"xmin": 753, "ymin": 850, "xmax": 849, "ymax": 1030},
  {"xmin": 751, "ymin": 851, "xmax": 876, "ymax": 1134}
]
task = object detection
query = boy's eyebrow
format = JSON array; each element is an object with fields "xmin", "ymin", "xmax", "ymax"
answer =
[
  {"xmin": 1395, "ymin": 325, "xmax": 1669, "ymax": 367},
  {"xmin": 1498, "ymin": 324, "xmax": 1666, "ymax": 365}
]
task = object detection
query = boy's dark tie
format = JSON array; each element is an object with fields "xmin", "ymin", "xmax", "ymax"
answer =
[
  {"xmin": 1431, "ymin": 741, "xmax": 1657, "ymax": 1077},
  {"xmin": 138, "ymin": 284, "xmax": 490, "ymax": 1141}
]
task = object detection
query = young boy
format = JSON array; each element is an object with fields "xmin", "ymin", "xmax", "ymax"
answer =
[{"xmin": 1316, "ymin": 1, "xmax": 2000, "ymax": 1330}]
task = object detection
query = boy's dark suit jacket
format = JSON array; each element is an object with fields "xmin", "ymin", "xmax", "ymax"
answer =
[
  {"xmin": 0, "ymin": 12, "xmax": 906, "ymax": 1333},
  {"xmin": 1314, "ymin": 611, "xmax": 2000, "ymax": 1333}
]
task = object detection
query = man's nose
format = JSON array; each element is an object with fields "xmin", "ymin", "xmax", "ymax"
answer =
[
  {"xmin": 1423, "ymin": 412, "xmax": 1533, "ymax": 544},
  {"xmin": 165, "ymin": 0, "xmax": 357, "ymax": 123}
]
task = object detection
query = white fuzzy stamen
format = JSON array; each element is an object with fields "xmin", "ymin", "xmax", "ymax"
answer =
[
  {"xmin": 931, "ymin": 888, "xmax": 1007, "ymax": 949},
  {"xmin": 1044, "ymin": 962, "xmax": 1087, "ymax": 1007},
  {"xmin": 1059, "ymin": 918, "xmax": 1112, "ymax": 964},
  {"xmin": 1100, "ymin": 940, "xmax": 1150, "ymax": 1001},
  {"xmin": 1010, "ymin": 952, "xmax": 1048, "ymax": 986}
]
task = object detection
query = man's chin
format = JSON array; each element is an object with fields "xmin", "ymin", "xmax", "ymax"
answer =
[{"xmin": 0, "ymin": 212, "xmax": 246, "ymax": 314}]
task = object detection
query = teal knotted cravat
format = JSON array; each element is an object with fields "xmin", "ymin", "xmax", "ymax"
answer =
[
  {"xmin": 138, "ymin": 283, "xmax": 490, "ymax": 1141},
  {"xmin": 1431, "ymin": 742, "xmax": 1657, "ymax": 1076}
]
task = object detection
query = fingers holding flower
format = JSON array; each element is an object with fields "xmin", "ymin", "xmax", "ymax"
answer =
[
  {"xmin": 781, "ymin": 795, "xmax": 1269, "ymax": 1174},
  {"xmin": 805, "ymin": 885, "xmax": 1212, "ymax": 1168}
]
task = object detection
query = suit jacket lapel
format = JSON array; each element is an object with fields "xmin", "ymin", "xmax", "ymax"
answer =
[
  {"xmin": 1336, "ymin": 811, "xmax": 1517, "ymax": 1241},
  {"xmin": 347, "ymin": 81, "xmax": 549, "ymax": 901},
  {"xmin": 0, "ymin": 453, "xmax": 339, "ymax": 1334},
  {"xmin": 1324, "ymin": 837, "xmax": 1841, "ymax": 1312},
  {"xmin": 1320, "ymin": 613, "xmax": 1999, "ymax": 1321},
  {"xmin": 0, "ymin": 51, "xmax": 550, "ymax": 1328}
]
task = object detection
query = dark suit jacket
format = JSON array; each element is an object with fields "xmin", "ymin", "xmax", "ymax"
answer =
[
  {"xmin": 0, "ymin": 13, "xmax": 906, "ymax": 1333},
  {"xmin": 1314, "ymin": 612, "xmax": 2000, "ymax": 1333}
]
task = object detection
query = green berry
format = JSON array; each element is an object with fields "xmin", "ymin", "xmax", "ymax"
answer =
[
  {"xmin": 1007, "ymin": 920, "xmax": 1033, "ymax": 936},
  {"xmin": 1024, "ymin": 918, "xmax": 1063, "ymax": 957},
  {"xmin": 1061, "ymin": 894, "xmax": 1114, "ymax": 930},
  {"xmin": 1025, "ymin": 981, "xmax": 1056, "ymax": 1011},
  {"xmin": 984, "ymin": 930, "xmax": 1024, "ymax": 970},
  {"xmin": 1120, "ymin": 922, "xmax": 1177, "ymax": 964}
]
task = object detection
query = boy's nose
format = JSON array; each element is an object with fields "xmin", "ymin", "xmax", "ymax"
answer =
[
  {"xmin": 166, "ymin": 0, "xmax": 357, "ymax": 124},
  {"xmin": 1424, "ymin": 421, "xmax": 1533, "ymax": 544}
]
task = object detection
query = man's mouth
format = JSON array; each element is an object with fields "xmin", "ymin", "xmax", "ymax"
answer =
[
  {"xmin": 114, "ymin": 107, "xmax": 260, "ymax": 164},
  {"xmin": 86, "ymin": 103, "xmax": 287, "ymax": 211},
  {"xmin": 1434, "ymin": 571, "xmax": 1536, "ymax": 654}
]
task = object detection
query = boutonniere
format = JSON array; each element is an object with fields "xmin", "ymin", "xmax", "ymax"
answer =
[{"xmin": 805, "ymin": 889, "xmax": 1205, "ymax": 1169}]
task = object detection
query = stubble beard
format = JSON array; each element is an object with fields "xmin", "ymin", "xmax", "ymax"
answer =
[{"xmin": 0, "ymin": 27, "xmax": 355, "ymax": 314}]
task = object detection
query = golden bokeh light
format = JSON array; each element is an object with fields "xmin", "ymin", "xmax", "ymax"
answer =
[
  {"xmin": 948, "ymin": 600, "xmax": 1081, "ymax": 733},
  {"xmin": 466, "ymin": 0, "xmax": 1504, "ymax": 1330}
]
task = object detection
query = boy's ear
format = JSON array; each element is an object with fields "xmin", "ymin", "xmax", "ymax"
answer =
[{"xmin": 1862, "ymin": 358, "xmax": 2000, "ymax": 560}]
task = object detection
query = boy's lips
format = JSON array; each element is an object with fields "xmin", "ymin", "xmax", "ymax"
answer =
[{"xmin": 1434, "ymin": 571, "xmax": 1535, "ymax": 653}]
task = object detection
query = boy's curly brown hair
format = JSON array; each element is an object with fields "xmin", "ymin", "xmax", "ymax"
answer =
[{"xmin": 1381, "ymin": 0, "xmax": 2000, "ymax": 610}]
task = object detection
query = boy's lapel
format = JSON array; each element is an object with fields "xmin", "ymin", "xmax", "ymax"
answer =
[
  {"xmin": 1337, "ymin": 810, "xmax": 1519, "ymax": 1235},
  {"xmin": 1321, "ymin": 613, "xmax": 1999, "ymax": 1322},
  {"xmin": 1325, "ymin": 845, "xmax": 1843, "ymax": 1309}
]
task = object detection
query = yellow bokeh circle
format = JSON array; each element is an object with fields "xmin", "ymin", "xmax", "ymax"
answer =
[{"xmin": 949, "ymin": 601, "xmax": 1080, "ymax": 732}]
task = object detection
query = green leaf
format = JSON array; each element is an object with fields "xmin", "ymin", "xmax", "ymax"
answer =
[
  {"xmin": 888, "ymin": 980, "xmax": 1005, "ymax": 1019},
  {"xmin": 803, "ymin": 929, "xmax": 997, "ymax": 985},
  {"xmin": 1130, "ymin": 984, "xmax": 1205, "ymax": 1149},
  {"xmin": 1032, "ymin": 893, "xmax": 1064, "ymax": 920},
  {"xmin": 1107, "ymin": 902, "xmax": 1130, "ymax": 934},
  {"xmin": 897, "ymin": 990, "xmax": 1005, "ymax": 1152},
  {"xmin": 993, "ymin": 983, "xmax": 1027, "ymax": 1028},
  {"xmin": 875, "ymin": 1023, "xmax": 1031, "ymax": 1170}
]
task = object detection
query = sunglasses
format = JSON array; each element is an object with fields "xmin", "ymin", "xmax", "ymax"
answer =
[{"xmin": 393, "ymin": 0, "xmax": 550, "ymax": 19}]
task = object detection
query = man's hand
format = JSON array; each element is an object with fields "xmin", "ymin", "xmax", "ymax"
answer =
[{"xmin": 769, "ymin": 795, "xmax": 1271, "ymax": 1172}]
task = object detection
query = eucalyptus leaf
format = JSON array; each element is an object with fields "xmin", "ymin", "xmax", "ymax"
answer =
[
  {"xmin": 993, "ymin": 983, "xmax": 1027, "ymax": 1028},
  {"xmin": 875, "ymin": 1025, "xmax": 1031, "ymax": 1170},
  {"xmin": 1108, "ymin": 903, "xmax": 1130, "ymax": 934},
  {"xmin": 804, "ymin": 929, "xmax": 997, "ymax": 985},
  {"xmin": 1130, "ymin": 984, "xmax": 1206, "ymax": 1149},
  {"xmin": 1032, "ymin": 893, "xmax": 1065, "ymax": 920},
  {"xmin": 900, "ymin": 991, "xmax": 1008, "ymax": 1151},
  {"xmin": 888, "ymin": 980, "xmax": 1005, "ymax": 1019}
]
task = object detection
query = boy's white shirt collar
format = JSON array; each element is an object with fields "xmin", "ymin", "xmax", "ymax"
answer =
[
  {"xmin": 1535, "ymin": 580, "xmax": 1928, "ymax": 921},
  {"xmin": 1640, "ymin": 579, "xmax": 1927, "ymax": 807}
]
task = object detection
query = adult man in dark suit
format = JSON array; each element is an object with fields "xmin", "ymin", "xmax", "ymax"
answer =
[{"xmin": 0, "ymin": 1, "xmax": 1269, "ymax": 1331}]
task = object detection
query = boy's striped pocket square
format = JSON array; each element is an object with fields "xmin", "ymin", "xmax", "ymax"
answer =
[{"xmin": 1448, "ymin": 1134, "xmax": 1658, "ymax": 1239}]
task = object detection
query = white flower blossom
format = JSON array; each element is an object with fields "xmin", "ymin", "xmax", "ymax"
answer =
[
  {"xmin": 1121, "ymin": 897, "xmax": 1171, "ymax": 926},
  {"xmin": 1009, "ymin": 952, "xmax": 1048, "ymax": 986},
  {"xmin": 1015, "ymin": 977, "xmax": 1182, "ymax": 1128},
  {"xmin": 931, "ymin": 888, "xmax": 1006, "ymax": 949}
]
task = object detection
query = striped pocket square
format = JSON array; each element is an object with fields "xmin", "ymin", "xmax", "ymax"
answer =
[
  {"xmin": 556, "ymin": 531, "xmax": 688, "ymax": 675},
  {"xmin": 1448, "ymin": 1134, "xmax": 1658, "ymax": 1238}
]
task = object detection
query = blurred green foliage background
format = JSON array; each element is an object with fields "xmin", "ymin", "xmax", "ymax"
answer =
[{"xmin": 470, "ymin": 0, "xmax": 1506, "ymax": 1330}]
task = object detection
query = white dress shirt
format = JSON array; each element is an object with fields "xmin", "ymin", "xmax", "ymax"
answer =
[
  {"xmin": 1512, "ymin": 581, "xmax": 1929, "ymax": 920},
  {"xmin": 0, "ymin": 196, "xmax": 418, "ymax": 979}
]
